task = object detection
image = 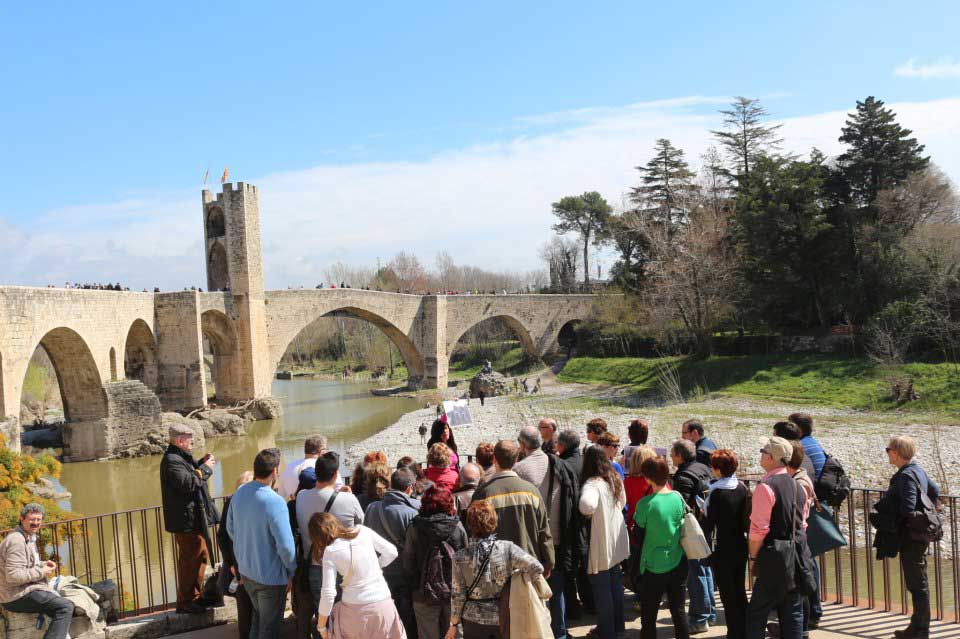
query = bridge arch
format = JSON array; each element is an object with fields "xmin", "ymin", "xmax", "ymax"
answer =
[
  {"xmin": 274, "ymin": 306, "xmax": 426, "ymax": 384},
  {"xmin": 201, "ymin": 310, "xmax": 242, "ymax": 401},
  {"xmin": 124, "ymin": 319, "xmax": 158, "ymax": 390},
  {"xmin": 27, "ymin": 327, "xmax": 107, "ymax": 424},
  {"xmin": 446, "ymin": 314, "xmax": 539, "ymax": 363}
]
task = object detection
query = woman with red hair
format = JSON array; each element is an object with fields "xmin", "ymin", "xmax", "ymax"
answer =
[{"xmin": 401, "ymin": 486, "xmax": 468, "ymax": 639}]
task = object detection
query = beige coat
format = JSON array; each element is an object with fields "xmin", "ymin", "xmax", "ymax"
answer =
[
  {"xmin": 578, "ymin": 477, "xmax": 630, "ymax": 574},
  {"xmin": 0, "ymin": 528, "xmax": 50, "ymax": 604}
]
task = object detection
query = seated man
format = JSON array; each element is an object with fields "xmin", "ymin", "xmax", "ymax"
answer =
[{"xmin": 0, "ymin": 504, "xmax": 74, "ymax": 639}]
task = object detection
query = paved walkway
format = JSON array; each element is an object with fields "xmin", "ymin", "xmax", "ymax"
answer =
[{"xmin": 165, "ymin": 601, "xmax": 956, "ymax": 639}]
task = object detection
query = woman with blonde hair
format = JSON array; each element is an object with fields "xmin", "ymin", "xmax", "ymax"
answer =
[
  {"xmin": 309, "ymin": 512, "xmax": 406, "ymax": 639},
  {"xmin": 624, "ymin": 445, "xmax": 658, "ymax": 528},
  {"xmin": 424, "ymin": 443, "xmax": 458, "ymax": 491}
]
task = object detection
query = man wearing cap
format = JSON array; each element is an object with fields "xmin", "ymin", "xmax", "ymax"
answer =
[
  {"xmin": 745, "ymin": 437, "xmax": 810, "ymax": 639},
  {"xmin": 160, "ymin": 424, "xmax": 218, "ymax": 614}
]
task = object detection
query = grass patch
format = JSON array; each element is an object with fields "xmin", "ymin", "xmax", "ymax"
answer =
[{"xmin": 558, "ymin": 354, "xmax": 960, "ymax": 413}]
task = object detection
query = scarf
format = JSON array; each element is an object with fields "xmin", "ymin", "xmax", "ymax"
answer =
[
  {"xmin": 472, "ymin": 533, "xmax": 499, "ymax": 565},
  {"xmin": 704, "ymin": 476, "xmax": 739, "ymax": 516}
]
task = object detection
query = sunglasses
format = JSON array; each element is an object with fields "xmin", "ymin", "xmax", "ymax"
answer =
[{"xmin": 885, "ymin": 447, "xmax": 892, "ymax": 453}]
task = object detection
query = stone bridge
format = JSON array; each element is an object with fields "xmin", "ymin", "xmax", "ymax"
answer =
[{"xmin": 0, "ymin": 182, "xmax": 597, "ymax": 460}]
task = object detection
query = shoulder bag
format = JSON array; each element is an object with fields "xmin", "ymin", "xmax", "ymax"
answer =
[{"xmin": 680, "ymin": 499, "xmax": 712, "ymax": 560}]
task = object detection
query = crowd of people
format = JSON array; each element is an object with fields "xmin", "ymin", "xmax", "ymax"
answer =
[{"xmin": 0, "ymin": 413, "xmax": 937, "ymax": 639}]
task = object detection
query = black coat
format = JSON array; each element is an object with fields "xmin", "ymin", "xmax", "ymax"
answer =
[
  {"xmin": 673, "ymin": 460, "xmax": 712, "ymax": 511},
  {"xmin": 160, "ymin": 444, "xmax": 217, "ymax": 533},
  {"xmin": 548, "ymin": 453, "xmax": 583, "ymax": 573}
]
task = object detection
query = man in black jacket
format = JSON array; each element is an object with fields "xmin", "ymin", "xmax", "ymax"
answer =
[
  {"xmin": 160, "ymin": 424, "xmax": 218, "ymax": 614},
  {"xmin": 671, "ymin": 439, "xmax": 716, "ymax": 633},
  {"xmin": 556, "ymin": 429, "xmax": 590, "ymax": 618},
  {"xmin": 886, "ymin": 436, "xmax": 940, "ymax": 639}
]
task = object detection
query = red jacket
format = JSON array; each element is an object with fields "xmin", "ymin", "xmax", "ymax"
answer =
[{"xmin": 424, "ymin": 465, "xmax": 459, "ymax": 491}]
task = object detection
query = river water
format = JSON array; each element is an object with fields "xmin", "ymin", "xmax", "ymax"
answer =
[{"xmin": 58, "ymin": 378, "xmax": 420, "ymax": 517}]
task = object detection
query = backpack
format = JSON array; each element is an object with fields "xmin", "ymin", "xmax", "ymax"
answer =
[
  {"xmin": 904, "ymin": 473, "xmax": 944, "ymax": 543},
  {"xmin": 814, "ymin": 455, "xmax": 851, "ymax": 508},
  {"xmin": 420, "ymin": 540, "xmax": 456, "ymax": 605}
]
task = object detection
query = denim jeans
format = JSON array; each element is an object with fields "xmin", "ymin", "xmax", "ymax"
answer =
[
  {"xmin": 686, "ymin": 558, "xmax": 717, "ymax": 625},
  {"xmin": 243, "ymin": 577, "xmax": 288, "ymax": 639},
  {"xmin": 746, "ymin": 588, "xmax": 803, "ymax": 639},
  {"xmin": 807, "ymin": 558, "xmax": 823, "ymax": 621},
  {"xmin": 588, "ymin": 565, "xmax": 625, "ymax": 639},
  {"xmin": 3, "ymin": 590, "xmax": 75, "ymax": 639},
  {"xmin": 547, "ymin": 567, "xmax": 567, "ymax": 638}
]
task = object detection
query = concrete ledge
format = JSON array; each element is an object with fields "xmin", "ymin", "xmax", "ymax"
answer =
[
  {"xmin": 103, "ymin": 600, "xmax": 236, "ymax": 639},
  {"xmin": 2, "ymin": 610, "xmax": 105, "ymax": 639}
]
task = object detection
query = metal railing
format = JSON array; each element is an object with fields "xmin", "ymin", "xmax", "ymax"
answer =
[{"xmin": 7, "ymin": 477, "xmax": 957, "ymax": 622}]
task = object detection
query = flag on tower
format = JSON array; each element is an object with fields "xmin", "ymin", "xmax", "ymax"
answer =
[
  {"xmin": 202, "ymin": 168, "xmax": 209, "ymax": 185},
  {"xmin": 221, "ymin": 166, "xmax": 229, "ymax": 184}
]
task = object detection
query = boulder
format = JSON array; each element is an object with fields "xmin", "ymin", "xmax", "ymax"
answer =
[
  {"xmin": 246, "ymin": 398, "xmax": 283, "ymax": 421},
  {"xmin": 196, "ymin": 410, "xmax": 245, "ymax": 436},
  {"xmin": 24, "ymin": 477, "xmax": 71, "ymax": 500},
  {"xmin": 469, "ymin": 371, "xmax": 510, "ymax": 399},
  {"xmin": 159, "ymin": 413, "xmax": 206, "ymax": 449}
]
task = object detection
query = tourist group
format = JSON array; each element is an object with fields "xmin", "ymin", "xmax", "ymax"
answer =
[{"xmin": 0, "ymin": 415, "xmax": 941, "ymax": 639}]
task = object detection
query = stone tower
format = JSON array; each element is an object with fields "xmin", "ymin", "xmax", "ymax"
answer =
[{"xmin": 200, "ymin": 183, "xmax": 272, "ymax": 401}]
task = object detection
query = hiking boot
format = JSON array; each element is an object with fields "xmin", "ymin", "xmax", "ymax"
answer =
[
  {"xmin": 808, "ymin": 617, "xmax": 821, "ymax": 630},
  {"xmin": 894, "ymin": 628, "xmax": 929, "ymax": 639},
  {"xmin": 690, "ymin": 622, "xmax": 710, "ymax": 635}
]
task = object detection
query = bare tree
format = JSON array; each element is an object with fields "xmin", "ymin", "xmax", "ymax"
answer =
[
  {"xmin": 629, "ymin": 197, "xmax": 737, "ymax": 357},
  {"xmin": 540, "ymin": 235, "xmax": 580, "ymax": 293}
]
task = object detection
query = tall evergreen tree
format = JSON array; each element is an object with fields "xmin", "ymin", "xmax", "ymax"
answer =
[
  {"xmin": 831, "ymin": 96, "xmax": 932, "ymax": 319},
  {"xmin": 711, "ymin": 97, "xmax": 782, "ymax": 183},
  {"xmin": 734, "ymin": 152, "xmax": 842, "ymax": 328},
  {"xmin": 630, "ymin": 138, "xmax": 695, "ymax": 241},
  {"xmin": 837, "ymin": 96, "xmax": 929, "ymax": 207},
  {"xmin": 551, "ymin": 191, "xmax": 612, "ymax": 289}
]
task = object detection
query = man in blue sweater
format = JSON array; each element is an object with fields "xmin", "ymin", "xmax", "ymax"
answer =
[{"xmin": 227, "ymin": 449, "xmax": 297, "ymax": 639}]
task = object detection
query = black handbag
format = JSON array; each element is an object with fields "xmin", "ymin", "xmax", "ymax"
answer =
[{"xmin": 904, "ymin": 474, "xmax": 944, "ymax": 543}]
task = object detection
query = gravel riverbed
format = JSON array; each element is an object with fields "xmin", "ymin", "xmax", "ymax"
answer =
[{"xmin": 346, "ymin": 381, "xmax": 960, "ymax": 493}]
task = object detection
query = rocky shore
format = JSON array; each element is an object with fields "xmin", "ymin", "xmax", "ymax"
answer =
[{"xmin": 346, "ymin": 382, "xmax": 960, "ymax": 493}]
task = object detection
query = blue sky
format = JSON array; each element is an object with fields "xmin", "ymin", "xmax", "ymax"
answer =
[{"xmin": 2, "ymin": 1, "xmax": 959, "ymax": 289}]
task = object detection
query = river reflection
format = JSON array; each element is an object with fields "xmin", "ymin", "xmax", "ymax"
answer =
[{"xmin": 59, "ymin": 378, "xmax": 420, "ymax": 516}]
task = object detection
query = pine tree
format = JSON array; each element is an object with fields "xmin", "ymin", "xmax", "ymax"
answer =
[
  {"xmin": 551, "ymin": 191, "xmax": 612, "ymax": 289},
  {"xmin": 630, "ymin": 139, "xmax": 695, "ymax": 241},
  {"xmin": 837, "ymin": 96, "xmax": 929, "ymax": 207},
  {"xmin": 711, "ymin": 97, "xmax": 782, "ymax": 183}
]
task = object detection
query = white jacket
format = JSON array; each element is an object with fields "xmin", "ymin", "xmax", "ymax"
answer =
[{"xmin": 578, "ymin": 477, "xmax": 630, "ymax": 574}]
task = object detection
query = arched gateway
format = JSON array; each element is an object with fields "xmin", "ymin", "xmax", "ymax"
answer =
[{"xmin": 0, "ymin": 182, "xmax": 598, "ymax": 457}]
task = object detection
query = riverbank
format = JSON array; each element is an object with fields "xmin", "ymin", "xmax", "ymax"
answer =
[{"xmin": 346, "ymin": 377, "xmax": 960, "ymax": 493}]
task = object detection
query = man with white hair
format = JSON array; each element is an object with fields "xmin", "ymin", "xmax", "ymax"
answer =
[
  {"xmin": 453, "ymin": 463, "xmax": 482, "ymax": 516},
  {"xmin": 745, "ymin": 437, "xmax": 811, "ymax": 639},
  {"xmin": 0, "ymin": 504, "xmax": 74, "ymax": 639}
]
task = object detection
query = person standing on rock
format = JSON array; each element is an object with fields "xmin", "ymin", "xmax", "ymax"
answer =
[
  {"xmin": 0, "ymin": 504, "xmax": 75, "ymax": 639},
  {"xmin": 160, "ymin": 423, "xmax": 218, "ymax": 614}
]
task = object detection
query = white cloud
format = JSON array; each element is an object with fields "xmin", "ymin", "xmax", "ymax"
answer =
[
  {"xmin": 894, "ymin": 57, "xmax": 960, "ymax": 79},
  {"xmin": 2, "ymin": 95, "xmax": 959, "ymax": 291}
]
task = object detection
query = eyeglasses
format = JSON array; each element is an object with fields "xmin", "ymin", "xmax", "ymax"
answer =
[
  {"xmin": 759, "ymin": 449, "xmax": 769, "ymax": 455},
  {"xmin": 885, "ymin": 447, "xmax": 892, "ymax": 453}
]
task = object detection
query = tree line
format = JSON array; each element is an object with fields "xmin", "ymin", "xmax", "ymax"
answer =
[{"xmin": 548, "ymin": 96, "xmax": 960, "ymax": 359}]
